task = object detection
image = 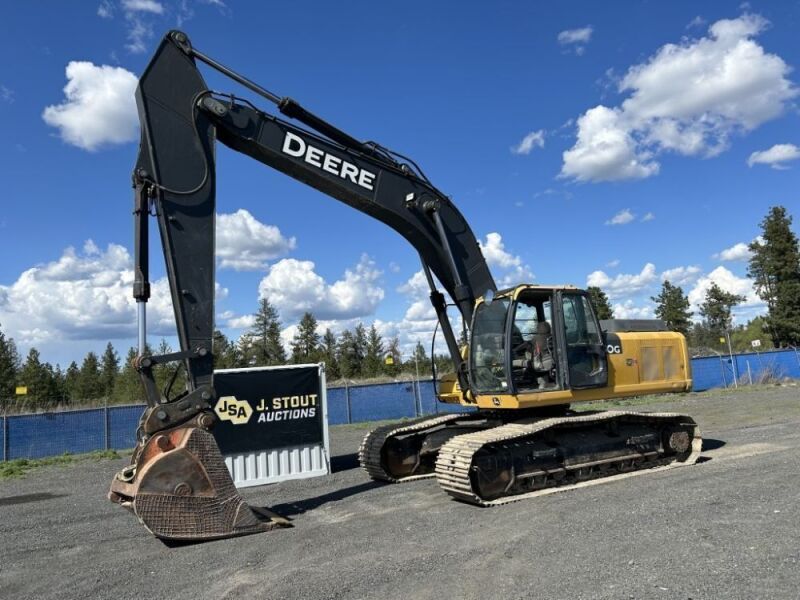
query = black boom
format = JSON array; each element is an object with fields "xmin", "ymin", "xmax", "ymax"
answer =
[{"xmin": 133, "ymin": 30, "xmax": 495, "ymax": 422}]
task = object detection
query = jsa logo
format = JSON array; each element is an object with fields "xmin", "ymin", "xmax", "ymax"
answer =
[
  {"xmin": 214, "ymin": 396, "xmax": 253, "ymax": 426},
  {"xmin": 281, "ymin": 131, "xmax": 377, "ymax": 191}
]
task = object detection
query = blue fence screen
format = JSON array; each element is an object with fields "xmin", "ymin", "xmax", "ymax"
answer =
[
  {"xmin": 2, "ymin": 349, "xmax": 799, "ymax": 461},
  {"xmin": 690, "ymin": 348, "xmax": 800, "ymax": 391}
]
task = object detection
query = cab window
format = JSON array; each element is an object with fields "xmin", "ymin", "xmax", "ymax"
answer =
[
  {"xmin": 561, "ymin": 293, "xmax": 607, "ymax": 388},
  {"xmin": 470, "ymin": 299, "xmax": 510, "ymax": 393}
]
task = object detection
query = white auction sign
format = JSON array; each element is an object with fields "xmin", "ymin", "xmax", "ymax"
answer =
[{"xmin": 212, "ymin": 363, "xmax": 330, "ymax": 488}]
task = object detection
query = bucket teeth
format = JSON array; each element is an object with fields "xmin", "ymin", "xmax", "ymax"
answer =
[{"xmin": 109, "ymin": 425, "xmax": 290, "ymax": 541}]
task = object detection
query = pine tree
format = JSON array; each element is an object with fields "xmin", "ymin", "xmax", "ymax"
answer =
[
  {"xmin": 290, "ymin": 312, "xmax": 321, "ymax": 364},
  {"xmin": 100, "ymin": 342, "xmax": 119, "ymax": 398},
  {"xmin": 385, "ymin": 335, "xmax": 402, "ymax": 377},
  {"xmin": 748, "ymin": 206, "xmax": 800, "ymax": 347},
  {"xmin": 18, "ymin": 348, "xmax": 59, "ymax": 406},
  {"xmin": 153, "ymin": 339, "xmax": 187, "ymax": 399},
  {"xmin": 337, "ymin": 329, "xmax": 359, "ymax": 379},
  {"xmin": 363, "ymin": 324, "xmax": 384, "ymax": 378},
  {"xmin": 411, "ymin": 341, "xmax": 431, "ymax": 376},
  {"xmin": 651, "ymin": 280, "xmax": 693, "ymax": 336},
  {"xmin": 213, "ymin": 329, "xmax": 239, "ymax": 369},
  {"xmin": 699, "ymin": 283, "xmax": 745, "ymax": 338},
  {"xmin": 0, "ymin": 323, "xmax": 20, "ymax": 399},
  {"xmin": 730, "ymin": 316, "xmax": 769, "ymax": 353},
  {"xmin": 246, "ymin": 298, "xmax": 286, "ymax": 366},
  {"xmin": 587, "ymin": 286, "xmax": 614, "ymax": 320},
  {"xmin": 52, "ymin": 364, "xmax": 67, "ymax": 403},
  {"xmin": 77, "ymin": 351, "xmax": 104, "ymax": 400},
  {"xmin": 320, "ymin": 328, "xmax": 340, "ymax": 379},
  {"xmin": 354, "ymin": 324, "xmax": 368, "ymax": 375},
  {"xmin": 64, "ymin": 361, "xmax": 80, "ymax": 401},
  {"xmin": 113, "ymin": 347, "xmax": 142, "ymax": 404}
]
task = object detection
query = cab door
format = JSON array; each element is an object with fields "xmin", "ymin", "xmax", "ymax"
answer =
[{"xmin": 557, "ymin": 292, "xmax": 608, "ymax": 389}]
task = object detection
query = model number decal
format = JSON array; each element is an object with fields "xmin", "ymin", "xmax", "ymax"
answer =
[{"xmin": 605, "ymin": 333, "xmax": 623, "ymax": 355}]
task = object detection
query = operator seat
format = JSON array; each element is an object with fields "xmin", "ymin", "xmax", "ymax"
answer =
[{"xmin": 531, "ymin": 321, "xmax": 555, "ymax": 388}]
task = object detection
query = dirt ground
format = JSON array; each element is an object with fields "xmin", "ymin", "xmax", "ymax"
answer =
[{"xmin": 1, "ymin": 385, "xmax": 799, "ymax": 600}]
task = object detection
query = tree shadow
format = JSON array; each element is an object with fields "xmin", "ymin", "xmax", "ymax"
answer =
[{"xmin": 0, "ymin": 492, "xmax": 69, "ymax": 507}]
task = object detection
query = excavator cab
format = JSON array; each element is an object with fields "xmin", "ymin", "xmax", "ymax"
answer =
[{"xmin": 468, "ymin": 285, "xmax": 609, "ymax": 401}]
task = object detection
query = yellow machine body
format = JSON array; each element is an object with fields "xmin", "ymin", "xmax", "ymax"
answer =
[{"xmin": 437, "ymin": 285, "xmax": 692, "ymax": 410}]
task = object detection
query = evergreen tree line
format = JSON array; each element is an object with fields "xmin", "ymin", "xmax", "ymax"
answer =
[
  {"xmin": 587, "ymin": 205, "xmax": 800, "ymax": 355},
  {"xmin": 213, "ymin": 299, "xmax": 446, "ymax": 381},
  {"xmin": 0, "ymin": 332, "xmax": 195, "ymax": 409},
  {"xmin": 2, "ymin": 206, "xmax": 796, "ymax": 407},
  {"xmin": 0, "ymin": 300, "xmax": 445, "ymax": 410}
]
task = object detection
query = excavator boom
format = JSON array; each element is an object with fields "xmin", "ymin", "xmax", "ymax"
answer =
[{"xmin": 111, "ymin": 30, "xmax": 494, "ymax": 541}]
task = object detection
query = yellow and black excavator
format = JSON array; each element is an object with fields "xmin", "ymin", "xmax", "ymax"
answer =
[{"xmin": 109, "ymin": 31, "xmax": 701, "ymax": 541}]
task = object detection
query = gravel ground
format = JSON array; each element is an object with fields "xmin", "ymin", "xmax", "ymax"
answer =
[{"xmin": 1, "ymin": 386, "xmax": 799, "ymax": 600}]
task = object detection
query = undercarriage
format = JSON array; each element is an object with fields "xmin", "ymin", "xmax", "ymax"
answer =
[{"xmin": 360, "ymin": 409, "xmax": 701, "ymax": 504}]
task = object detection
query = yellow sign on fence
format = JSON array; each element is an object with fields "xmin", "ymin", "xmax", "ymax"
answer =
[{"xmin": 15, "ymin": 386, "xmax": 28, "ymax": 396}]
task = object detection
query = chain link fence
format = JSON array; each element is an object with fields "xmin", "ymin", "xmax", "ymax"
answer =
[
  {"xmin": 3, "ymin": 350, "xmax": 799, "ymax": 462},
  {"xmin": 1, "ymin": 377, "xmax": 471, "ymax": 462}
]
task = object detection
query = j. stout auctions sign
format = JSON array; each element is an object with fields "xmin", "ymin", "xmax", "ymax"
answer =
[{"xmin": 212, "ymin": 365, "xmax": 324, "ymax": 455}]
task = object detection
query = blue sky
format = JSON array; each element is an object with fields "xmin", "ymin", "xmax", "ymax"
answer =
[{"xmin": 0, "ymin": 1, "xmax": 798, "ymax": 366}]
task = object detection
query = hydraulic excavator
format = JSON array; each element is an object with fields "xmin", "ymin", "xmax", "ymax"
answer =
[{"xmin": 109, "ymin": 31, "xmax": 701, "ymax": 541}]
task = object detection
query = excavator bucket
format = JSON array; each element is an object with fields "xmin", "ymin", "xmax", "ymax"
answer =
[{"xmin": 109, "ymin": 424, "xmax": 290, "ymax": 541}]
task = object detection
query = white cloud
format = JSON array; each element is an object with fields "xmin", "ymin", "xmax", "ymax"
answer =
[
  {"xmin": 687, "ymin": 15, "xmax": 706, "ymax": 29},
  {"xmin": 373, "ymin": 271, "xmax": 462, "ymax": 356},
  {"xmin": 42, "ymin": 61, "xmax": 138, "ymax": 151},
  {"xmin": 606, "ymin": 259, "xmax": 620, "ymax": 268},
  {"xmin": 561, "ymin": 14, "xmax": 797, "ymax": 182},
  {"xmin": 687, "ymin": 266, "xmax": 762, "ymax": 320},
  {"xmin": 258, "ymin": 255, "xmax": 383, "ymax": 321},
  {"xmin": 0, "ymin": 85, "xmax": 14, "ymax": 103},
  {"xmin": 612, "ymin": 300, "xmax": 654, "ymax": 319},
  {"xmin": 122, "ymin": 0, "xmax": 164, "ymax": 13},
  {"xmin": 479, "ymin": 232, "xmax": 534, "ymax": 286},
  {"xmin": 713, "ymin": 241, "xmax": 753, "ymax": 261},
  {"xmin": 120, "ymin": 1, "xmax": 164, "ymax": 53},
  {"xmin": 511, "ymin": 130, "xmax": 545, "ymax": 155},
  {"xmin": 558, "ymin": 26, "xmax": 593, "ymax": 45},
  {"xmin": 587, "ymin": 263, "xmax": 657, "ymax": 297},
  {"xmin": 605, "ymin": 208, "xmax": 635, "ymax": 225},
  {"xmin": 747, "ymin": 143, "xmax": 800, "ymax": 169},
  {"xmin": 216, "ymin": 209, "xmax": 295, "ymax": 271},
  {"xmin": 397, "ymin": 269, "xmax": 430, "ymax": 299},
  {"xmin": 97, "ymin": 1, "xmax": 114, "ymax": 18},
  {"xmin": 641, "ymin": 212, "xmax": 655, "ymax": 222},
  {"xmin": 661, "ymin": 265, "xmax": 702, "ymax": 286},
  {"xmin": 227, "ymin": 314, "xmax": 255, "ymax": 329},
  {"xmin": 0, "ymin": 242, "xmax": 176, "ymax": 346},
  {"xmin": 561, "ymin": 106, "xmax": 660, "ymax": 182}
]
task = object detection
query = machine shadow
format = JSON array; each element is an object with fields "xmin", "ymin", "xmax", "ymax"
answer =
[
  {"xmin": 702, "ymin": 438, "xmax": 726, "ymax": 451},
  {"xmin": 695, "ymin": 437, "xmax": 726, "ymax": 464},
  {"xmin": 330, "ymin": 452, "xmax": 360, "ymax": 473},
  {"xmin": 267, "ymin": 480, "xmax": 385, "ymax": 517}
]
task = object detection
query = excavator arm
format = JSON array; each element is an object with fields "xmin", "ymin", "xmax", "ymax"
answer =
[
  {"xmin": 110, "ymin": 30, "xmax": 494, "ymax": 541},
  {"xmin": 135, "ymin": 31, "xmax": 494, "ymax": 406}
]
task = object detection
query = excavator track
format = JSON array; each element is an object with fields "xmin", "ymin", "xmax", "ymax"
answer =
[
  {"xmin": 359, "ymin": 413, "xmax": 467, "ymax": 482},
  {"xmin": 435, "ymin": 411, "xmax": 701, "ymax": 506}
]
